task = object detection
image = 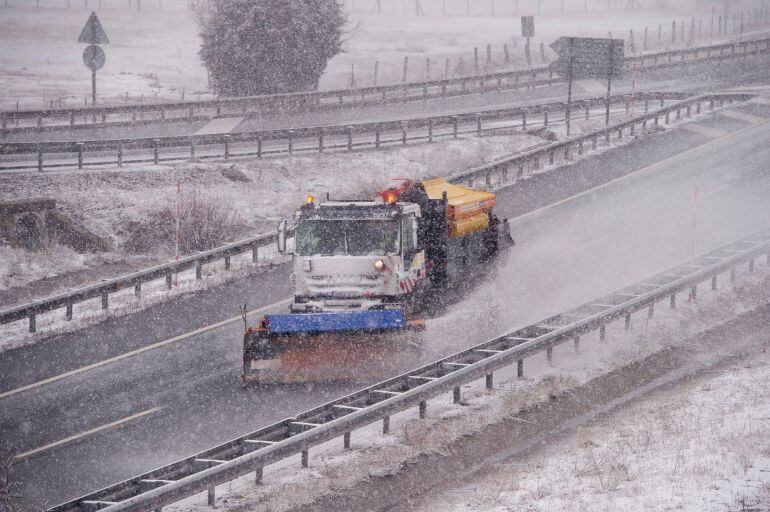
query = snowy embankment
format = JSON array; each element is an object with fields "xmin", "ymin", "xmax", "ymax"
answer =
[
  {"xmin": 165, "ymin": 258, "xmax": 770, "ymax": 512},
  {"xmin": 0, "ymin": 1, "xmax": 751, "ymax": 110}
]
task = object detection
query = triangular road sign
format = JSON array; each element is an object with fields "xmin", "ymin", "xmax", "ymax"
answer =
[{"xmin": 78, "ymin": 12, "xmax": 109, "ymax": 44}]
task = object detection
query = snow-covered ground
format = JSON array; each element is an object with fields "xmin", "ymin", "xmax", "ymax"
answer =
[
  {"xmin": 164, "ymin": 257, "xmax": 770, "ymax": 512},
  {"xmin": 0, "ymin": 0, "xmax": 757, "ymax": 110}
]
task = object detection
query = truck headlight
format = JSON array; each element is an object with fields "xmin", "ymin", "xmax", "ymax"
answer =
[{"xmin": 374, "ymin": 259, "xmax": 386, "ymax": 271}]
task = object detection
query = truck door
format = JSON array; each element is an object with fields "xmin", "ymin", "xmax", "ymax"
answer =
[{"xmin": 401, "ymin": 213, "xmax": 423, "ymax": 275}]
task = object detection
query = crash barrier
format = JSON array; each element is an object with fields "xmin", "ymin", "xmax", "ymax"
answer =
[
  {"xmin": 47, "ymin": 226, "xmax": 770, "ymax": 512},
  {"xmin": 2, "ymin": 35, "xmax": 769, "ymax": 133},
  {"xmin": 0, "ymin": 91, "xmax": 754, "ymax": 334},
  {"xmin": 0, "ymin": 91, "xmax": 690, "ymax": 171}
]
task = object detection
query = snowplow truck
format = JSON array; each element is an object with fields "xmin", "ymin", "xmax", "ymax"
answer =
[{"xmin": 242, "ymin": 177, "xmax": 512, "ymax": 383}]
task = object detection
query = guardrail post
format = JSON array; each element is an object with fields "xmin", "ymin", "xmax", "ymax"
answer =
[
  {"xmin": 257, "ymin": 136, "xmax": 263, "ymax": 158},
  {"xmin": 642, "ymin": 120, "xmax": 647, "ymax": 132},
  {"xmin": 517, "ymin": 162, "xmax": 524, "ymax": 178},
  {"xmin": 453, "ymin": 386, "xmax": 461, "ymax": 403},
  {"xmin": 517, "ymin": 359, "xmax": 524, "ymax": 378},
  {"xmin": 224, "ymin": 256, "xmax": 231, "ymax": 270},
  {"xmin": 624, "ymin": 313, "xmax": 631, "ymax": 330},
  {"xmin": 585, "ymin": 103, "xmax": 590, "ymax": 120},
  {"xmin": 648, "ymin": 303, "xmax": 654, "ymax": 319},
  {"xmin": 546, "ymin": 346, "xmax": 553, "ymax": 365},
  {"xmin": 543, "ymin": 109, "xmax": 548, "ymax": 127},
  {"xmin": 660, "ymin": 98, "xmax": 664, "ymax": 108},
  {"xmin": 451, "ymin": 116, "xmax": 458, "ymax": 138},
  {"xmin": 564, "ymin": 146, "xmax": 570, "ymax": 160},
  {"xmin": 428, "ymin": 119, "xmax": 433, "ymax": 142},
  {"xmin": 709, "ymin": 98, "xmax": 715, "ymax": 110},
  {"xmin": 485, "ymin": 373, "xmax": 494, "ymax": 389},
  {"xmin": 224, "ymin": 135, "xmax": 231, "ymax": 161},
  {"xmin": 402, "ymin": 123, "xmax": 407, "ymax": 145},
  {"xmin": 644, "ymin": 98, "xmax": 649, "ymax": 112},
  {"xmin": 255, "ymin": 467, "xmax": 263, "ymax": 484},
  {"xmin": 618, "ymin": 128, "xmax": 623, "ymax": 140},
  {"xmin": 196, "ymin": 262, "xmax": 203, "ymax": 280},
  {"xmin": 29, "ymin": 314, "xmax": 36, "ymax": 333},
  {"xmin": 484, "ymin": 172, "xmax": 492, "ymax": 188},
  {"xmin": 476, "ymin": 114, "xmax": 482, "ymax": 135},
  {"xmin": 690, "ymin": 285, "xmax": 697, "ymax": 299},
  {"xmin": 676, "ymin": 108, "xmax": 681, "ymax": 120},
  {"xmin": 686, "ymin": 104, "xmax": 691, "ymax": 117},
  {"xmin": 101, "ymin": 113, "xmax": 107, "ymax": 124},
  {"xmin": 548, "ymin": 150, "xmax": 554, "ymax": 165},
  {"xmin": 630, "ymin": 124, "xmax": 635, "ymax": 137},
  {"xmin": 190, "ymin": 137, "xmax": 196, "ymax": 161},
  {"xmin": 533, "ymin": 156, "xmax": 540, "ymax": 170},
  {"xmin": 317, "ymin": 130, "xmax": 323, "ymax": 153},
  {"xmin": 66, "ymin": 303, "xmax": 73, "ymax": 320},
  {"xmin": 343, "ymin": 432, "xmax": 351, "ymax": 449},
  {"xmin": 605, "ymin": 130, "xmax": 610, "ymax": 143},
  {"xmin": 592, "ymin": 136, "xmax": 597, "ymax": 150},
  {"xmin": 625, "ymin": 99, "xmax": 630, "ymax": 114},
  {"xmin": 101, "ymin": 291, "xmax": 109, "ymax": 309},
  {"xmin": 287, "ymin": 131, "xmax": 293, "ymax": 155},
  {"xmin": 37, "ymin": 116, "xmax": 42, "ymax": 130},
  {"xmin": 578, "ymin": 140, "xmax": 584, "ymax": 155},
  {"xmin": 135, "ymin": 283, "xmax": 142, "ymax": 297},
  {"xmin": 382, "ymin": 416, "xmax": 390, "ymax": 434},
  {"xmin": 69, "ymin": 112, "xmax": 75, "ymax": 126},
  {"xmin": 696, "ymin": 101, "xmax": 701, "ymax": 114},
  {"xmin": 117, "ymin": 143, "xmax": 124, "ymax": 168},
  {"xmin": 301, "ymin": 450, "xmax": 309, "ymax": 468},
  {"xmin": 670, "ymin": 293, "xmax": 676, "ymax": 309},
  {"xmin": 665, "ymin": 112, "xmax": 670, "ymax": 124},
  {"xmin": 77, "ymin": 143, "xmax": 84, "ymax": 169},
  {"xmin": 153, "ymin": 139, "xmax": 160, "ymax": 164},
  {"xmin": 160, "ymin": 107, "xmax": 165, "ymax": 121},
  {"xmin": 131, "ymin": 112, "xmax": 137, "ymax": 126},
  {"xmin": 188, "ymin": 107, "xmax": 193, "ymax": 123},
  {"xmin": 711, "ymin": 275, "xmax": 718, "ymax": 290},
  {"xmin": 749, "ymin": 258, "xmax": 755, "ymax": 273},
  {"xmin": 207, "ymin": 486, "xmax": 215, "ymax": 506},
  {"xmin": 37, "ymin": 145, "xmax": 43, "ymax": 172},
  {"xmin": 373, "ymin": 126, "xmax": 380, "ymax": 149},
  {"xmin": 166, "ymin": 272, "xmax": 173, "ymax": 289},
  {"xmin": 441, "ymin": 84, "xmax": 447, "ymax": 98},
  {"xmin": 599, "ymin": 324, "xmax": 606, "ymax": 341},
  {"xmin": 347, "ymin": 126, "xmax": 353, "ymax": 150},
  {"xmin": 419, "ymin": 400, "xmax": 427, "ymax": 418},
  {"xmin": 573, "ymin": 336, "xmax": 580, "ymax": 353},
  {"xmin": 252, "ymin": 246, "xmax": 259, "ymax": 264},
  {"xmin": 521, "ymin": 111, "xmax": 527, "ymax": 131}
]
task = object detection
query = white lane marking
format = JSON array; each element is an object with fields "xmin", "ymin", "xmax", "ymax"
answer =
[
  {"xmin": 0, "ymin": 299, "xmax": 293, "ymax": 400},
  {"xmin": 514, "ymin": 118, "xmax": 770, "ymax": 223},
  {"xmin": 681, "ymin": 123, "xmax": 727, "ymax": 138},
  {"xmin": 701, "ymin": 183, "xmax": 733, "ymax": 199},
  {"xmin": 721, "ymin": 109, "xmax": 764, "ymax": 124},
  {"xmin": 13, "ymin": 406, "xmax": 164, "ymax": 460},
  {"xmin": 194, "ymin": 117, "xmax": 244, "ymax": 135}
]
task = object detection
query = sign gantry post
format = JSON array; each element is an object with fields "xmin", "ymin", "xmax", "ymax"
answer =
[
  {"xmin": 78, "ymin": 12, "xmax": 110, "ymax": 106},
  {"xmin": 549, "ymin": 37, "xmax": 625, "ymax": 135}
]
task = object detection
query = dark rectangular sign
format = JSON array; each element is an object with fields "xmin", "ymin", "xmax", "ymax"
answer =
[
  {"xmin": 521, "ymin": 16, "xmax": 535, "ymax": 38},
  {"xmin": 548, "ymin": 37, "xmax": 624, "ymax": 80}
]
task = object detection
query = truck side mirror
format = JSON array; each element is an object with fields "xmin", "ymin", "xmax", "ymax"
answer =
[{"xmin": 277, "ymin": 219, "xmax": 287, "ymax": 254}]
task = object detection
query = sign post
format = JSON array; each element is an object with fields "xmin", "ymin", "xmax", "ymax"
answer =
[
  {"xmin": 78, "ymin": 12, "xmax": 109, "ymax": 105},
  {"xmin": 549, "ymin": 37, "xmax": 624, "ymax": 134},
  {"xmin": 521, "ymin": 16, "xmax": 535, "ymax": 67}
]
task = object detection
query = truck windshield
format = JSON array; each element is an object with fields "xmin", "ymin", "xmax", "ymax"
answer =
[{"xmin": 295, "ymin": 220, "xmax": 400, "ymax": 256}]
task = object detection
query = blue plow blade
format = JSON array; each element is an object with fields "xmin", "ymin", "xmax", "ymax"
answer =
[{"xmin": 265, "ymin": 310, "xmax": 406, "ymax": 335}]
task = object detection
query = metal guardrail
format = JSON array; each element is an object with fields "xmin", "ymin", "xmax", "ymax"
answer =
[
  {"xmin": 0, "ymin": 91, "xmax": 689, "ymax": 171},
  {"xmin": 0, "ymin": 91, "xmax": 755, "ymax": 334},
  {"xmin": 2, "ymin": 35, "xmax": 768, "ymax": 132},
  {"xmin": 47, "ymin": 226, "xmax": 770, "ymax": 512}
]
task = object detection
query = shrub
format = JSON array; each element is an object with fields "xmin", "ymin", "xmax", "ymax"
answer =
[{"xmin": 197, "ymin": 0, "xmax": 346, "ymax": 96}]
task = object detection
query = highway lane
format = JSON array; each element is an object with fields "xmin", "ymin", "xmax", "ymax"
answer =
[
  {"xmin": 4, "ymin": 103, "xmax": 770, "ymax": 509},
  {"xmin": 2, "ymin": 54, "xmax": 768, "ymax": 145}
]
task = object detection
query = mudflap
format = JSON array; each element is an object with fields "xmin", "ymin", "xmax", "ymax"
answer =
[{"xmin": 242, "ymin": 311, "xmax": 424, "ymax": 385}]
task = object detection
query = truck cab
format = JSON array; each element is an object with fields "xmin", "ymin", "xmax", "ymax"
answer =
[{"xmin": 280, "ymin": 193, "xmax": 426, "ymax": 314}]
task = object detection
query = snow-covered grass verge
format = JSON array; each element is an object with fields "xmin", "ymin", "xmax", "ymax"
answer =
[
  {"xmin": 0, "ymin": 1, "xmax": 755, "ymax": 110},
  {"xmin": 163, "ymin": 260, "xmax": 770, "ymax": 512}
]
